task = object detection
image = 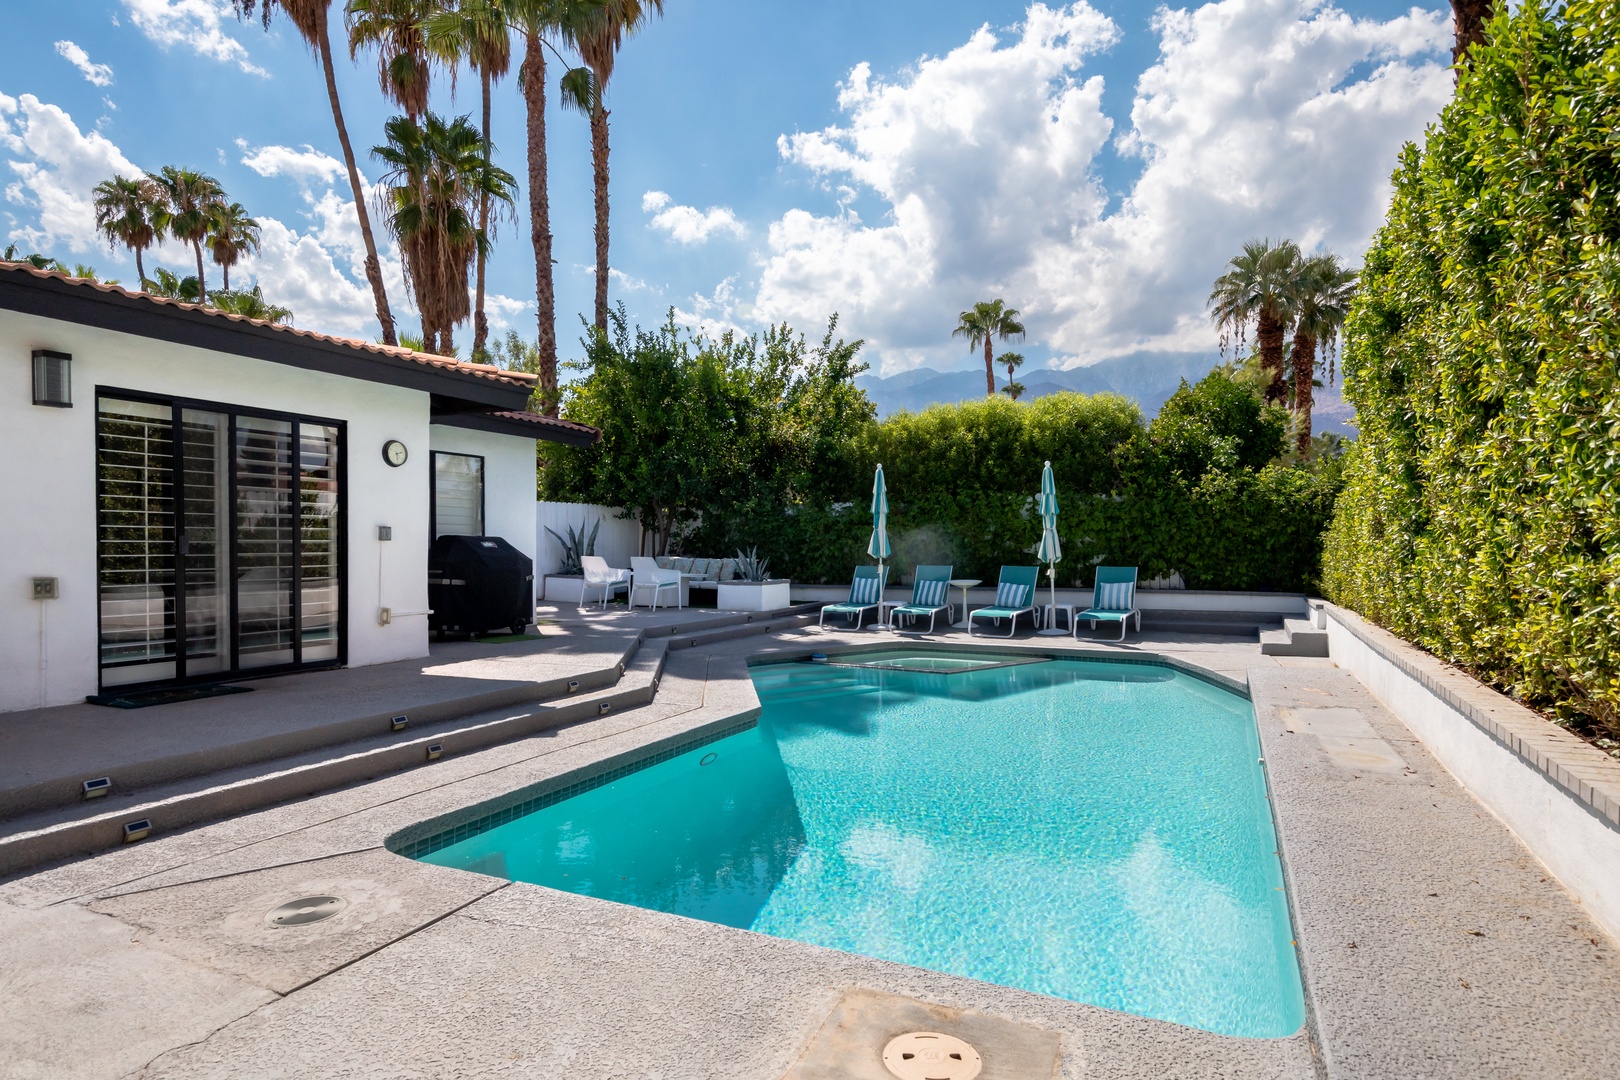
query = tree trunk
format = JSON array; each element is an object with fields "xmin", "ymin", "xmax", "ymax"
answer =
[
  {"xmin": 521, "ymin": 33, "xmax": 559, "ymax": 414},
  {"xmin": 591, "ymin": 101, "xmax": 610, "ymax": 334},
  {"xmin": 984, "ymin": 336, "xmax": 995, "ymax": 396},
  {"xmin": 221, "ymin": 262, "xmax": 230, "ymax": 292},
  {"xmin": 193, "ymin": 241, "xmax": 207, "ymax": 303},
  {"xmin": 1257, "ymin": 305, "xmax": 1288, "ymax": 404},
  {"xmin": 318, "ymin": 17, "xmax": 397, "ymax": 346},
  {"xmin": 1291, "ymin": 325, "xmax": 1317, "ymax": 455},
  {"xmin": 1451, "ymin": 1, "xmax": 1492, "ymax": 67},
  {"xmin": 473, "ymin": 64, "xmax": 492, "ymax": 361},
  {"xmin": 134, "ymin": 247, "xmax": 146, "ymax": 287}
]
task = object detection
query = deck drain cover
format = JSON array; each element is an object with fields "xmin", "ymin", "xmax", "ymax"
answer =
[
  {"xmin": 882, "ymin": 1032, "xmax": 982, "ymax": 1080},
  {"xmin": 266, "ymin": 895, "xmax": 347, "ymax": 927}
]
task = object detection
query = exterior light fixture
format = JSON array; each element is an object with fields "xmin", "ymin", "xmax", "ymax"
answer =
[
  {"xmin": 123, "ymin": 819, "xmax": 152, "ymax": 843},
  {"xmin": 32, "ymin": 350, "xmax": 71, "ymax": 407},
  {"xmin": 82, "ymin": 777, "xmax": 111, "ymax": 800},
  {"xmin": 390, "ymin": 715, "xmax": 409, "ymax": 731},
  {"xmin": 426, "ymin": 744, "xmax": 443, "ymax": 761}
]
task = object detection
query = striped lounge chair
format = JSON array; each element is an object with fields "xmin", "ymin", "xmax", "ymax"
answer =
[
  {"xmin": 820, "ymin": 565, "xmax": 888, "ymax": 629},
  {"xmin": 888, "ymin": 564, "xmax": 954, "ymax": 634},
  {"xmin": 1075, "ymin": 566, "xmax": 1141, "ymax": 641},
  {"xmin": 968, "ymin": 566, "xmax": 1040, "ymax": 637}
]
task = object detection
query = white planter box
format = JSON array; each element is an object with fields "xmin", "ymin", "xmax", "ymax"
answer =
[
  {"xmin": 543, "ymin": 575, "xmax": 589, "ymax": 603},
  {"xmin": 716, "ymin": 580, "xmax": 792, "ymax": 612}
]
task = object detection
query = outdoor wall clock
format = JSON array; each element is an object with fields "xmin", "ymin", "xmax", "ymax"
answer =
[{"xmin": 382, "ymin": 439, "xmax": 408, "ymax": 467}]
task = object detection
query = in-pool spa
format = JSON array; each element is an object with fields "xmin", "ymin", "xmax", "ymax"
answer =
[{"xmin": 410, "ymin": 656, "xmax": 1305, "ymax": 1037}]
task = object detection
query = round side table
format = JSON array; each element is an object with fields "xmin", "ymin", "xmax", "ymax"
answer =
[{"xmin": 948, "ymin": 579, "xmax": 981, "ymax": 629}]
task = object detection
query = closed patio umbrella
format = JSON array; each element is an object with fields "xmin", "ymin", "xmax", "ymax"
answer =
[
  {"xmin": 870, "ymin": 464, "xmax": 891, "ymax": 622},
  {"xmin": 1036, "ymin": 460, "xmax": 1065, "ymax": 635}
]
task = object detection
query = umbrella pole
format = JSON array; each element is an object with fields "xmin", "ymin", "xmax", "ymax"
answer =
[{"xmin": 1037, "ymin": 560, "xmax": 1067, "ymax": 635}]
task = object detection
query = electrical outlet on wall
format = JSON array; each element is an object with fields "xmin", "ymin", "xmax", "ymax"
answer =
[
  {"xmin": 31, "ymin": 577, "xmax": 59, "ymax": 600},
  {"xmin": 378, "ymin": 607, "xmax": 392, "ymax": 626}
]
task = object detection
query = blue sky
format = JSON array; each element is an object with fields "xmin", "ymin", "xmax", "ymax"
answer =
[{"xmin": 2, "ymin": 0, "xmax": 1453, "ymax": 377}]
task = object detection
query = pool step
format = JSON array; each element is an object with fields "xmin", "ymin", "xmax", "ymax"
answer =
[
  {"xmin": 1259, "ymin": 617, "xmax": 1330, "ymax": 658},
  {"xmin": 0, "ymin": 637, "xmax": 672, "ymax": 878}
]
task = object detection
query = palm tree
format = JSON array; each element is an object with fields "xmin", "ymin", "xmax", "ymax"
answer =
[
  {"xmin": 999, "ymin": 350, "xmax": 1025, "ymax": 399},
  {"xmin": 1208, "ymin": 238, "xmax": 1302, "ymax": 405},
  {"xmin": 1450, "ymin": 1, "xmax": 1493, "ymax": 67},
  {"xmin": 147, "ymin": 267, "xmax": 202, "ymax": 302},
  {"xmin": 1287, "ymin": 254, "xmax": 1357, "ymax": 454},
  {"xmin": 207, "ymin": 202, "xmax": 262, "ymax": 291},
  {"xmin": 347, "ymin": 0, "xmax": 435, "ymax": 117},
  {"xmin": 374, "ymin": 112, "xmax": 517, "ymax": 356},
  {"xmin": 213, "ymin": 283, "xmax": 294, "ymax": 325},
  {"xmin": 92, "ymin": 175, "xmax": 163, "ymax": 285},
  {"xmin": 423, "ymin": 0, "xmax": 514, "ymax": 361},
  {"xmin": 149, "ymin": 167, "xmax": 225, "ymax": 302},
  {"xmin": 232, "ymin": 1, "xmax": 399, "ymax": 345},
  {"xmin": 565, "ymin": 0, "xmax": 664, "ymax": 333},
  {"xmin": 953, "ymin": 300, "xmax": 1025, "ymax": 397}
]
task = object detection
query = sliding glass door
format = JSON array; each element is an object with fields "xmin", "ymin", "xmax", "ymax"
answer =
[{"xmin": 96, "ymin": 392, "xmax": 345, "ymax": 688}]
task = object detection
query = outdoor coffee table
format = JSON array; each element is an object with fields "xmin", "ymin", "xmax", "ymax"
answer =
[
  {"xmin": 948, "ymin": 579, "xmax": 981, "ymax": 628},
  {"xmin": 1040, "ymin": 602, "xmax": 1075, "ymax": 635}
]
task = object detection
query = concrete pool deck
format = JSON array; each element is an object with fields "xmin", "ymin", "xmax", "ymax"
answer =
[{"xmin": 1, "ymin": 620, "xmax": 1617, "ymax": 1078}]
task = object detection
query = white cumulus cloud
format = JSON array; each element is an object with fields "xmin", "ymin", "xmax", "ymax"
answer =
[
  {"xmin": 1, "ymin": 93, "xmax": 149, "ymax": 255},
  {"xmin": 54, "ymin": 41, "xmax": 114, "ymax": 87},
  {"xmin": 122, "ymin": 0, "xmax": 267, "ymax": 77},
  {"xmin": 642, "ymin": 189, "xmax": 747, "ymax": 244},
  {"xmin": 239, "ymin": 141, "xmax": 346, "ymax": 188},
  {"xmin": 751, "ymin": 0, "xmax": 1451, "ymax": 373}
]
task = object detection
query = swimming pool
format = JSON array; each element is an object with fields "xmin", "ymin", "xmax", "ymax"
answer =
[{"xmin": 412, "ymin": 656, "xmax": 1305, "ymax": 1037}]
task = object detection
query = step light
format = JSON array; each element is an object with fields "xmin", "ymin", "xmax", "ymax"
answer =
[
  {"xmin": 390, "ymin": 715, "xmax": 409, "ymax": 731},
  {"xmin": 426, "ymin": 744, "xmax": 443, "ymax": 761},
  {"xmin": 598, "ymin": 702, "xmax": 612, "ymax": 715},
  {"xmin": 123, "ymin": 819, "xmax": 151, "ymax": 843},
  {"xmin": 567, "ymin": 679, "xmax": 580, "ymax": 693},
  {"xmin": 82, "ymin": 777, "xmax": 111, "ymax": 800}
]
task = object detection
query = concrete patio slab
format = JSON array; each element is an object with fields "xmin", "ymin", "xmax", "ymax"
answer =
[
  {"xmin": 1252, "ymin": 664, "xmax": 1620, "ymax": 1080},
  {"xmin": 0, "ymin": 900, "xmax": 275, "ymax": 1080},
  {"xmin": 88, "ymin": 848, "xmax": 504, "ymax": 994}
]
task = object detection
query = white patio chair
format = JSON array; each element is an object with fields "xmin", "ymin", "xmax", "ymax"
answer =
[
  {"xmin": 630, "ymin": 556, "xmax": 682, "ymax": 610},
  {"xmin": 579, "ymin": 555, "xmax": 631, "ymax": 609}
]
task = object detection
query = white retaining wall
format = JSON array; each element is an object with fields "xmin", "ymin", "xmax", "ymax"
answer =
[
  {"xmin": 535, "ymin": 502, "xmax": 642, "ymax": 578},
  {"xmin": 1321, "ymin": 601, "xmax": 1620, "ymax": 943}
]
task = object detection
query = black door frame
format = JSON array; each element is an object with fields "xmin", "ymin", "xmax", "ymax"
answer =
[{"xmin": 94, "ymin": 386, "xmax": 349, "ymax": 690}]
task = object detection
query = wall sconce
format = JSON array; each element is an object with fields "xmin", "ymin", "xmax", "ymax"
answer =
[{"xmin": 32, "ymin": 350, "xmax": 71, "ymax": 407}]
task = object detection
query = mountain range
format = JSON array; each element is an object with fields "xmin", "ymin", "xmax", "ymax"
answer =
[{"xmin": 853, "ymin": 351, "xmax": 1357, "ymax": 435}]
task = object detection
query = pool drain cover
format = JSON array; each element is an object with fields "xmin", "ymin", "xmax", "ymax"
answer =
[
  {"xmin": 265, "ymin": 895, "xmax": 347, "ymax": 927},
  {"xmin": 881, "ymin": 1031, "xmax": 982, "ymax": 1080}
]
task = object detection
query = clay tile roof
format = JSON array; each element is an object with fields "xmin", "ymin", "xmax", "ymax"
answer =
[{"xmin": 0, "ymin": 260, "xmax": 537, "ymax": 391}]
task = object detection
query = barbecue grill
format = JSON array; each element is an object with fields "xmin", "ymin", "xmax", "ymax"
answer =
[{"xmin": 427, "ymin": 535, "xmax": 535, "ymax": 638}]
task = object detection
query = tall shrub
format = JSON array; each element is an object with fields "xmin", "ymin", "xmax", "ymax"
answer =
[{"xmin": 1322, "ymin": 1, "xmax": 1620, "ymax": 736}]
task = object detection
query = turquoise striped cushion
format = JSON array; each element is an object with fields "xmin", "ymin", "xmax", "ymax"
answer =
[
  {"xmin": 850, "ymin": 575, "xmax": 881, "ymax": 605},
  {"xmin": 912, "ymin": 579, "xmax": 947, "ymax": 607},
  {"xmin": 1095, "ymin": 581, "xmax": 1133, "ymax": 610},
  {"xmin": 994, "ymin": 581, "xmax": 1030, "ymax": 608}
]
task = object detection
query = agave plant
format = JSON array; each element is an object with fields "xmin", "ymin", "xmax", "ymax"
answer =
[
  {"xmin": 734, "ymin": 546, "xmax": 771, "ymax": 583},
  {"xmin": 545, "ymin": 517, "xmax": 601, "ymax": 575}
]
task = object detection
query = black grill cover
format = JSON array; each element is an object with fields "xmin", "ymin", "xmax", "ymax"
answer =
[{"xmin": 428, "ymin": 535, "xmax": 535, "ymax": 636}]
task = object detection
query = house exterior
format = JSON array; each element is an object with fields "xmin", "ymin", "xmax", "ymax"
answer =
[{"xmin": 0, "ymin": 263, "xmax": 596, "ymax": 713}]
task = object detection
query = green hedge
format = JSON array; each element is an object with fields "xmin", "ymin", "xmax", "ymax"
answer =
[
  {"xmin": 692, "ymin": 386, "xmax": 1339, "ymax": 591},
  {"xmin": 1322, "ymin": 1, "xmax": 1620, "ymax": 736}
]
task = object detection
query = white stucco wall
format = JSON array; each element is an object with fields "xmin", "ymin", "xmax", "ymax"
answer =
[
  {"xmin": 0, "ymin": 309, "xmax": 437, "ymax": 712},
  {"xmin": 428, "ymin": 424, "xmax": 539, "ymax": 609}
]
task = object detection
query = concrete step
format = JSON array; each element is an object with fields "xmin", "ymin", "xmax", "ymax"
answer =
[
  {"xmin": 0, "ymin": 643, "xmax": 638, "ymax": 824},
  {"xmin": 1259, "ymin": 619, "xmax": 1331, "ymax": 657},
  {"xmin": 0, "ymin": 640, "xmax": 672, "ymax": 877}
]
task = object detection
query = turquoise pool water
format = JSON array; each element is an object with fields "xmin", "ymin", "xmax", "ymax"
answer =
[{"xmin": 415, "ymin": 657, "xmax": 1305, "ymax": 1037}]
